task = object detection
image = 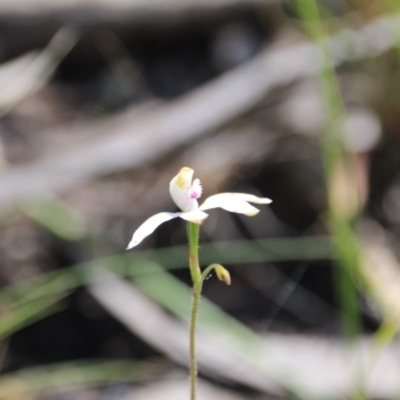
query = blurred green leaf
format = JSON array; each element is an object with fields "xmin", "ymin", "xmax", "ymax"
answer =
[
  {"xmin": 23, "ymin": 194, "xmax": 87, "ymax": 241},
  {"xmin": 0, "ymin": 236, "xmax": 331, "ymax": 340},
  {"xmin": 0, "ymin": 359, "xmax": 161, "ymax": 399}
]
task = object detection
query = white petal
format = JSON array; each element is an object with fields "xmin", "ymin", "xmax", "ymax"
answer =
[
  {"xmin": 179, "ymin": 210, "xmax": 208, "ymax": 225},
  {"xmin": 225, "ymin": 193, "xmax": 272, "ymax": 205},
  {"xmin": 169, "ymin": 167, "xmax": 198, "ymax": 212},
  {"xmin": 126, "ymin": 212, "xmax": 179, "ymax": 249},
  {"xmin": 199, "ymin": 192, "xmax": 272, "ymax": 216}
]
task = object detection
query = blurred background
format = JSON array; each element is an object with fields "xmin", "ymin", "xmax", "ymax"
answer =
[{"xmin": 1, "ymin": 0, "xmax": 400, "ymax": 399}]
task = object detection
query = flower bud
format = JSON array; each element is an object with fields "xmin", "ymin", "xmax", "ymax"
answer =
[{"xmin": 213, "ymin": 264, "xmax": 231, "ymax": 285}]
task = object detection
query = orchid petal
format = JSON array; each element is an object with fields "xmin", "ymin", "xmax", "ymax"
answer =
[
  {"xmin": 225, "ymin": 193, "xmax": 273, "ymax": 205},
  {"xmin": 127, "ymin": 212, "xmax": 179, "ymax": 249},
  {"xmin": 169, "ymin": 167, "xmax": 201, "ymax": 212},
  {"xmin": 199, "ymin": 192, "xmax": 272, "ymax": 216},
  {"xmin": 179, "ymin": 210, "xmax": 209, "ymax": 225}
]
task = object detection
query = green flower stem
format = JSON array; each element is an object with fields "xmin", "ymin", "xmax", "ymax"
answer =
[
  {"xmin": 190, "ymin": 278, "xmax": 202, "ymax": 400},
  {"xmin": 201, "ymin": 264, "xmax": 217, "ymax": 282},
  {"xmin": 187, "ymin": 225, "xmax": 230, "ymax": 399},
  {"xmin": 187, "ymin": 222, "xmax": 201, "ymax": 283},
  {"xmin": 187, "ymin": 221, "xmax": 202, "ymax": 400}
]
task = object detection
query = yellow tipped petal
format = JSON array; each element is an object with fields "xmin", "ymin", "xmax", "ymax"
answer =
[
  {"xmin": 169, "ymin": 167, "xmax": 202, "ymax": 212},
  {"xmin": 199, "ymin": 193, "xmax": 270, "ymax": 216},
  {"xmin": 126, "ymin": 212, "xmax": 179, "ymax": 249},
  {"xmin": 173, "ymin": 167, "xmax": 193, "ymax": 189},
  {"xmin": 229, "ymin": 193, "xmax": 272, "ymax": 205}
]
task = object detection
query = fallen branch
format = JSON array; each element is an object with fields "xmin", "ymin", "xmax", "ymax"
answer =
[
  {"xmin": 1, "ymin": 13, "xmax": 400, "ymax": 213},
  {"xmin": 0, "ymin": 0, "xmax": 277, "ymax": 16},
  {"xmin": 0, "ymin": 27, "xmax": 79, "ymax": 117},
  {"xmin": 88, "ymin": 267, "xmax": 400, "ymax": 399}
]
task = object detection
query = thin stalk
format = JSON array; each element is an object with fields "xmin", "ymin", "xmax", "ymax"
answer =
[
  {"xmin": 296, "ymin": 0, "xmax": 361, "ymax": 337},
  {"xmin": 187, "ymin": 222, "xmax": 201, "ymax": 283},
  {"xmin": 189, "ymin": 279, "xmax": 202, "ymax": 400},
  {"xmin": 187, "ymin": 221, "xmax": 202, "ymax": 400}
]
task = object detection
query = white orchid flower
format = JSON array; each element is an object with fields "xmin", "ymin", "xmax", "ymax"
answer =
[{"xmin": 127, "ymin": 167, "xmax": 272, "ymax": 249}]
